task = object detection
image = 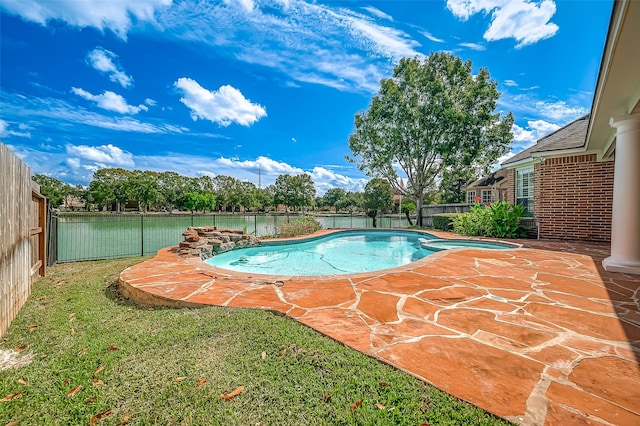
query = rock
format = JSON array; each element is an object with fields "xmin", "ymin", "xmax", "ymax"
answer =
[{"xmin": 177, "ymin": 226, "xmax": 260, "ymax": 259}]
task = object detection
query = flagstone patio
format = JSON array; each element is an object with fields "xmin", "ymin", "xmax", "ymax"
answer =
[{"xmin": 119, "ymin": 230, "xmax": 640, "ymax": 425}]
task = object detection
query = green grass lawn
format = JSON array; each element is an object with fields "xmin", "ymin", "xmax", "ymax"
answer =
[{"xmin": 1, "ymin": 258, "xmax": 512, "ymax": 425}]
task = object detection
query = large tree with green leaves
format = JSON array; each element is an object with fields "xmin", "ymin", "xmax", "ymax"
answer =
[
  {"xmin": 348, "ymin": 53, "xmax": 513, "ymax": 226},
  {"xmin": 272, "ymin": 174, "xmax": 316, "ymax": 212},
  {"xmin": 363, "ymin": 178, "xmax": 393, "ymax": 228}
]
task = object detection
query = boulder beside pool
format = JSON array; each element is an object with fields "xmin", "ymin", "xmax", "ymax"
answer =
[{"xmin": 177, "ymin": 226, "xmax": 260, "ymax": 259}]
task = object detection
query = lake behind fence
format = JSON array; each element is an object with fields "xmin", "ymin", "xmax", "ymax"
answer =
[{"xmin": 56, "ymin": 213, "xmax": 415, "ymax": 263}]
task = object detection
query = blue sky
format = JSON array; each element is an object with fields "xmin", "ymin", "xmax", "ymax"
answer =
[{"xmin": 1, "ymin": 0, "xmax": 612, "ymax": 194}]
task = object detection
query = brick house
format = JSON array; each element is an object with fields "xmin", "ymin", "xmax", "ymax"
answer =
[
  {"xmin": 464, "ymin": 169, "xmax": 508, "ymax": 205},
  {"xmin": 486, "ymin": 0, "xmax": 639, "ymax": 274},
  {"xmin": 499, "ymin": 114, "xmax": 615, "ymax": 242}
]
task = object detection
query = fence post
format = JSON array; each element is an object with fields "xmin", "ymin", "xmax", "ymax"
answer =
[
  {"xmin": 254, "ymin": 214, "xmax": 257, "ymax": 235},
  {"xmin": 141, "ymin": 214, "xmax": 145, "ymax": 256},
  {"xmin": 191, "ymin": 213, "xmax": 194, "ymax": 227}
]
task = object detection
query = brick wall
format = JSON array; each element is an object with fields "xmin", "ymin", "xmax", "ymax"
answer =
[
  {"xmin": 504, "ymin": 169, "xmax": 515, "ymax": 205},
  {"xmin": 535, "ymin": 154, "xmax": 614, "ymax": 242}
]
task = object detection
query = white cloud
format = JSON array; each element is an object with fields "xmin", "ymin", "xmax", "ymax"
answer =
[
  {"xmin": 421, "ymin": 31, "xmax": 444, "ymax": 43},
  {"xmin": 362, "ymin": 6, "xmax": 393, "ymax": 21},
  {"xmin": 534, "ymin": 100, "xmax": 588, "ymax": 122},
  {"xmin": 446, "ymin": 0, "xmax": 559, "ymax": 47},
  {"xmin": 71, "ymin": 87, "xmax": 148, "ymax": 114},
  {"xmin": 2, "ymin": 90, "xmax": 185, "ymax": 134},
  {"xmin": 160, "ymin": 0, "xmax": 423, "ymax": 93},
  {"xmin": 291, "ymin": 137, "xmax": 297, "ymax": 143},
  {"xmin": 65, "ymin": 143, "xmax": 135, "ymax": 167},
  {"xmin": 511, "ymin": 119, "xmax": 560, "ymax": 150},
  {"xmin": 504, "ymin": 79, "xmax": 518, "ymax": 87},
  {"xmin": 86, "ymin": 47, "xmax": 133, "ymax": 88},
  {"xmin": 223, "ymin": 0, "xmax": 254, "ymax": 13},
  {"xmin": 0, "ymin": 119, "xmax": 32, "ymax": 138},
  {"xmin": 459, "ymin": 42, "xmax": 486, "ymax": 51},
  {"xmin": 145, "ymin": 98, "xmax": 157, "ymax": 106},
  {"xmin": 0, "ymin": 0, "xmax": 172, "ymax": 39},
  {"xmin": 174, "ymin": 78, "xmax": 267, "ymax": 127},
  {"xmin": 347, "ymin": 18, "xmax": 421, "ymax": 59}
]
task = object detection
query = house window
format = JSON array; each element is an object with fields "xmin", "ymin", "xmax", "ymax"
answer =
[
  {"xmin": 481, "ymin": 190, "xmax": 493, "ymax": 204},
  {"xmin": 466, "ymin": 191, "xmax": 476, "ymax": 204},
  {"xmin": 516, "ymin": 167, "xmax": 534, "ymax": 214}
]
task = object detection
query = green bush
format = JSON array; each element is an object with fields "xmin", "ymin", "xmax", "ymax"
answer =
[
  {"xmin": 432, "ymin": 213, "xmax": 457, "ymax": 231},
  {"xmin": 452, "ymin": 201, "xmax": 526, "ymax": 238},
  {"xmin": 277, "ymin": 216, "xmax": 322, "ymax": 238}
]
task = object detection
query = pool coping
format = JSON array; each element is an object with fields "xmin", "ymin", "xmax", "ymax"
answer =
[{"xmin": 119, "ymin": 230, "xmax": 640, "ymax": 425}]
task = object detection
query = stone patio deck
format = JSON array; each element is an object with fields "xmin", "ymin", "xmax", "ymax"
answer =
[{"xmin": 119, "ymin": 230, "xmax": 640, "ymax": 425}]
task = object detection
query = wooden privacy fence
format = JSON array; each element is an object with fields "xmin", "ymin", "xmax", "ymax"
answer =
[
  {"xmin": 420, "ymin": 203, "xmax": 473, "ymax": 228},
  {"xmin": 1, "ymin": 143, "xmax": 46, "ymax": 337}
]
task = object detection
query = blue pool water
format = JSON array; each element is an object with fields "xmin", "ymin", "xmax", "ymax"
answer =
[{"xmin": 204, "ymin": 230, "xmax": 516, "ymax": 276}]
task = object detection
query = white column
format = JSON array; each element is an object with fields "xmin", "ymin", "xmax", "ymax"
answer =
[{"xmin": 603, "ymin": 113, "xmax": 640, "ymax": 274}]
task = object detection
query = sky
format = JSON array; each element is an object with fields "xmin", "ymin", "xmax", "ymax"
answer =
[{"xmin": 1, "ymin": 0, "xmax": 612, "ymax": 195}]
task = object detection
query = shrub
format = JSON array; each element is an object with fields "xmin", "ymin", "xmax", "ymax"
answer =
[
  {"xmin": 452, "ymin": 204, "xmax": 493, "ymax": 236},
  {"xmin": 277, "ymin": 216, "xmax": 322, "ymax": 238},
  {"xmin": 432, "ymin": 213, "xmax": 457, "ymax": 231},
  {"xmin": 452, "ymin": 201, "xmax": 526, "ymax": 238},
  {"xmin": 489, "ymin": 201, "xmax": 527, "ymax": 238}
]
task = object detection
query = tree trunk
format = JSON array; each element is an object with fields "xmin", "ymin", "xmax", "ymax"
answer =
[
  {"xmin": 416, "ymin": 196, "xmax": 423, "ymax": 227},
  {"xmin": 405, "ymin": 210, "xmax": 414, "ymax": 226}
]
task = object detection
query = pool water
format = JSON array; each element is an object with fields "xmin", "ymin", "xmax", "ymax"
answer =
[{"xmin": 204, "ymin": 230, "xmax": 516, "ymax": 276}]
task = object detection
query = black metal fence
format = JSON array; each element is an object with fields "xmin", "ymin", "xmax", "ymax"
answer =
[{"xmin": 51, "ymin": 213, "xmax": 416, "ymax": 263}]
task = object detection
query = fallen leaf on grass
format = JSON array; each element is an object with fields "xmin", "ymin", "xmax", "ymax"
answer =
[
  {"xmin": 116, "ymin": 413, "xmax": 131, "ymax": 425},
  {"xmin": 350, "ymin": 400, "xmax": 363, "ymax": 411},
  {"xmin": 278, "ymin": 349, "xmax": 286, "ymax": 359},
  {"xmin": 379, "ymin": 381, "xmax": 389, "ymax": 387},
  {"xmin": 93, "ymin": 365, "xmax": 105, "ymax": 378},
  {"xmin": 28, "ymin": 325, "xmax": 37, "ymax": 332},
  {"xmin": 219, "ymin": 386, "xmax": 244, "ymax": 401},
  {"xmin": 108, "ymin": 345, "xmax": 119, "ymax": 351},
  {"xmin": 196, "ymin": 379, "xmax": 206, "ymax": 390},
  {"xmin": 5, "ymin": 420, "xmax": 21, "ymax": 426},
  {"xmin": 323, "ymin": 394, "xmax": 332, "ymax": 403},
  {"xmin": 174, "ymin": 377, "xmax": 187, "ymax": 383},
  {"xmin": 1, "ymin": 393, "xmax": 23, "ymax": 402},
  {"xmin": 92, "ymin": 380, "xmax": 104, "ymax": 387},
  {"xmin": 70, "ymin": 328, "xmax": 75, "ymax": 335},
  {"xmin": 387, "ymin": 406, "xmax": 396, "ymax": 412},
  {"xmin": 67, "ymin": 385, "xmax": 83, "ymax": 398},
  {"xmin": 65, "ymin": 378, "xmax": 72, "ymax": 384},
  {"xmin": 78, "ymin": 348, "xmax": 89, "ymax": 356},
  {"xmin": 17, "ymin": 379, "xmax": 27, "ymax": 386},
  {"xmin": 85, "ymin": 396, "xmax": 97, "ymax": 403},
  {"xmin": 89, "ymin": 409, "xmax": 112, "ymax": 424},
  {"xmin": 420, "ymin": 423, "xmax": 430, "ymax": 426},
  {"xmin": 261, "ymin": 351, "xmax": 266, "ymax": 360},
  {"xmin": 375, "ymin": 403, "xmax": 385, "ymax": 410},
  {"xmin": 14, "ymin": 346, "xmax": 26, "ymax": 352},
  {"xmin": 69, "ymin": 313, "xmax": 76, "ymax": 322}
]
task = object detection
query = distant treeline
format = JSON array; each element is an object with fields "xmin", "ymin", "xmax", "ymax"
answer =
[{"xmin": 33, "ymin": 168, "xmax": 369, "ymax": 213}]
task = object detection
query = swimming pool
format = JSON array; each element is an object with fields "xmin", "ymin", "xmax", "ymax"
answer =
[{"xmin": 204, "ymin": 230, "xmax": 517, "ymax": 276}]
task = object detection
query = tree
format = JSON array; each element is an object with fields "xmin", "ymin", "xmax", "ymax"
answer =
[
  {"xmin": 88, "ymin": 168, "xmax": 131, "ymax": 211},
  {"xmin": 348, "ymin": 53, "xmax": 513, "ymax": 226},
  {"xmin": 127, "ymin": 170, "xmax": 160, "ymax": 212},
  {"xmin": 272, "ymin": 174, "xmax": 316, "ymax": 212},
  {"xmin": 335, "ymin": 191, "xmax": 363, "ymax": 213},
  {"xmin": 363, "ymin": 178, "xmax": 393, "ymax": 228},
  {"xmin": 33, "ymin": 174, "xmax": 74, "ymax": 208},
  {"xmin": 439, "ymin": 168, "xmax": 477, "ymax": 204},
  {"xmin": 322, "ymin": 188, "xmax": 347, "ymax": 212},
  {"xmin": 401, "ymin": 201, "xmax": 416, "ymax": 226}
]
